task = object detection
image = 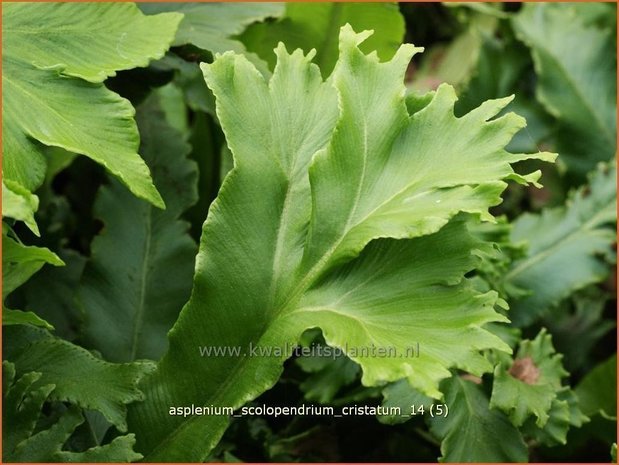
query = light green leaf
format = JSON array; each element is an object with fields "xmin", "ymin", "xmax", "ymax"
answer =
[
  {"xmin": 140, "ymin": 3, "xmax": 283, "ymax": 55},
  {"xmin": 2, "ymin": 2, "xmax": 182, "ymax": 206},
  {"xmin": 127, "ymin": 26, "xmax": 551, "ymax": 461},
  {"xmin": 490, "ymin": 329, "xmax": 569, "ymax": 427},
  {"xmin": 2, "ymin": 308, "xmax": 53, "ymax": 331},
  {"xmin": 79, "ymin": 95, "xmax": 198, "ymax": 363},
  {"xmin": 148, "ymin": 3, "xmax": 284, "ymax": 119},
  {"xmin": 11, "ymin": 332, "xmax": 155, "ymax": 432},
  {"xmin": 3, "ymin": 3, "xmax": 182, "ymax": 82},
  {"xmin": 430, "ymin": 376, "xmax": 528, "ymax": 462},
  {"xmin": 612, "ymin": 443, "xmax": 617, "ymax": 463},
  {"xmin": 505, "ymin": 161, "xmax": 617, "ymax": 326},
  {"xmin": 2, "ymin": 228, "xmax": 64, "ymax": 300},
  {"xmin": 294, "ymin": 221, "xmax": 507, "ymax": 395},
  {"xmin": 2, "ymin": 180, "xmax": 39, "ymax": 236},
  {"xmin": 513, "ymin": 3, "xmax": 617, "ymax": 177},
  {"xmin": 241, "ymin": 3, "xmax": 405, "ymax": 75},
  {"xmin": 576, "ymin": 354, "xmax": 617, "ymax": 420}
]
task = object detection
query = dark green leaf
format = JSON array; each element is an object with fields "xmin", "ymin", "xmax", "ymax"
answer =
[{"xmin": 79, "ymin": 95, "xmax": 198, "ymax": 362}]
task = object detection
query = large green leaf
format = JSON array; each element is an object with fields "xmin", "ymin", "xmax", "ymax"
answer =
[
  {"xmin": 79, "ymin": 96, "xmax": 198, "ymax": 363},
  {"xmin": 512, "ymin": 3, "xmax": 617, "ymax": 178},
  {"xmin": 2, "ymin": 3, "xmax": 182, "ymax": 207},
  {"xmin": 127, "ymin": 26, "xmax": 551, "ymax": 461},
  {"xmin": 430, "ymin": 376, "xmax": 528, "ymax": 462},
  {"xmin": 504, "ymin": 161, "xmax": 617, "ymax": 326},
  {"xmin": 241, "ymin": 3, "xmax": 405, "ymax": 75}
]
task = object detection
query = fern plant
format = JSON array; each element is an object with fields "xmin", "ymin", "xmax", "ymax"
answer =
[{"xmin": 2, "ymin": 2, "xmax": 616, "ymax": 463}]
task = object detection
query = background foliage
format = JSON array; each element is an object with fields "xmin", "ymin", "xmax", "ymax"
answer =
[{"xmin": 2, "ymin": 2, "xmax": 617, "ymax": 463}]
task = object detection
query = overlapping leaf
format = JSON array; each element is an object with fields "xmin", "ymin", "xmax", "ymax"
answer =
[
  {"xmin": 140, "ymin": 3, "xmax": 284, "ymax": 124},
  {"xmin": 2, "ymin": 362, "xmax": 142, "ymax": 462},
  {"xmin": 513, "ymin": 3, "xmax": 617, "ymax": 178},
  {"xmin": 522, "ymin": 388, "xmax": 588, "ymax": 446},
  {"xmin": 127, "ymin": 26, "xmax": 551, "ymax": 461},
  {"xmin": 7, "ymin": 327, "xmax": 154, "ymax": 433},
  {"xmin": 78, "ymin": 96, "xmax": 198, "ymax": 363},
  {"xmin": 504, "ymin": 161, "xmax": 617, "ymax": 326},
  {"xmin": 19, "ymin": 250, "xmax": 86, "ymax": 341},
  {"xmin": 2, "ymin": 3, "xmax": 182, "ymax": 207},
  {"xmin": 140, "ymin": 3, "xmax": 283, "ymax": 56}
]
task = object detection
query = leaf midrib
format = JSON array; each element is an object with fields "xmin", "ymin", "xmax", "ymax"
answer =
[
  {"xmin": 130, "ymin": 206, "xmax": 153, "ymax": 361},
  {"xmin": 146, "ymin": 60, "xmax": 507, "ymax": 460}
]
